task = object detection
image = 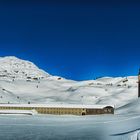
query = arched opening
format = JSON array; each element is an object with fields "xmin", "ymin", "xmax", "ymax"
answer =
[
  {"xmin": 82, "ymin": 112, "xmax": 86, "ymax": 116},
  {"xmin": 103, "ymin": 106, "xmax": 114, "ymax": 114}
]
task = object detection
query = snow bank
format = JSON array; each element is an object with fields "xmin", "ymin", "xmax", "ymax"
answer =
[{"xmin": 0, "ymin": 109, "xmax": 37, "ymax": 115}]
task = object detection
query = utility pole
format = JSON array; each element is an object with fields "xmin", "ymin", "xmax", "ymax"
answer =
[{"xmin": 138, "ymin": 69, "xmax": 140, "ymax": 98}]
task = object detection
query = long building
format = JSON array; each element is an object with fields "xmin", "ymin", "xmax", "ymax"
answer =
[{"xmin": 0, "ymin": 104, "xmax": 114, "ymax": 115}]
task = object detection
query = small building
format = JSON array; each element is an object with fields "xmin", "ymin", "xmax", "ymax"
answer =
[{"xmin": 0, "ymin": 104, "xmax": 114, "ymax": 115}]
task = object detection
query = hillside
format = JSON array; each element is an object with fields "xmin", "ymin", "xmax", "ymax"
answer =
[
  {"xmin": 0, "ymin": 56, "xmax": 138, "ymax": 110},
  {"xmin": 0, "ymin": 56, "xmax": 49, "ymax": 80}
]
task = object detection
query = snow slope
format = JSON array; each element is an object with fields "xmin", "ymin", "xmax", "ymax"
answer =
[
  {"xmin": 116, "ymin": 98, "xmax": 140, "ymax": 114},
  {"xmin": 0, "ymin": 56, "xmax": 49, "ymax": 80},
  {"xmin": 0, "ymin": 56, "xmax": 138, "ymax": 110},
  {"xmin": 0, "ymin": 56, "xmax": 139, "ymax": 140}
]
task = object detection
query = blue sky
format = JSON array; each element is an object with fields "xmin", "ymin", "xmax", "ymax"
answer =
[{"xmin": 0, "ymin": 0, "xmax": 140, "ymax": 80}]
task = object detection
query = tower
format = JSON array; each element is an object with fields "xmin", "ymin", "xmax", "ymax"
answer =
[{"xmin": 138, "ymin": 69, "xmax": 140, "ymax": 98}]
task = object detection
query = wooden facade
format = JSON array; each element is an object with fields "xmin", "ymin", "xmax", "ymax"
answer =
[{"xmin": 0, "ymin": 104, "xmax": 114, "ymax": 115}]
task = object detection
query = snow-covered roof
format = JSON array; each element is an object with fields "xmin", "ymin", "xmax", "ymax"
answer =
[{"xmin": 0, "ymin": 104, "xmax": 114, "ymax": 109}]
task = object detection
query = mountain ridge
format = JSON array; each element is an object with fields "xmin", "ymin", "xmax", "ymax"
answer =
[
  {"xmin": 0, "ymin": 56, "xmax": 50, "ymax": 80},
  {"xmin": 0, "ymin": 56, "xmax": 137, "ymax": 112}
]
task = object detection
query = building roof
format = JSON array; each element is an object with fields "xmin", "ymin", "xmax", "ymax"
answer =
[{"xmin": 0, "ymin": 104, "xmax": 114, "ymax": 109}]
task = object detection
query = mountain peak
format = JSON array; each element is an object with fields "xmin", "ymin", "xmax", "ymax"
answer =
[
  {"xmin": 0, "ymin": 56, "xmax": 20, "ymax": 60},
  {"xmin": 0, "ymin": 56, "xmax": 50, "ymax": 80}
]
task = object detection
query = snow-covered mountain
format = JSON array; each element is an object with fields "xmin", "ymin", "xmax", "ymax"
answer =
[
  {"xmin": 0, "ymin": 56, "xmax": 138, "ymax": 112},
  {"xmin": 0, "ymin": 56, "xmax": 140, "ymax": 140},
  {"xmin": 0, "ymin": 56, "xmax": 49, "ymax": 80}
]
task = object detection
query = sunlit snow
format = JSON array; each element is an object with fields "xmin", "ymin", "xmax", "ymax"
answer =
[{"xmin": 0, "ymin": 56, "xmax": 139, "ymax": 140}]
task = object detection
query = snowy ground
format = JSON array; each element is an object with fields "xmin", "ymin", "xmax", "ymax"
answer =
[
  {"xmin": 0, "ymin": 114, "xmax": 140, "ymax": 140},
  {"xmin": 0, "ymin": 56, "xmax": 139, "ymax": 140}
]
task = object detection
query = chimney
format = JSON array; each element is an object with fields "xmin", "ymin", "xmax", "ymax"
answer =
[{"xmin": 138, "ymin": 69, "xmax": 140, "ymax": 98}]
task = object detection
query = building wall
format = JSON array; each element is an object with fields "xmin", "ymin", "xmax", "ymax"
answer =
[
  {"xmin": 86, "ymin": 109, "xmax": 104, "ymax": 115},
  {"xmin": 36, "ymin": 108, "xmax": 84, "ymax": 115}
]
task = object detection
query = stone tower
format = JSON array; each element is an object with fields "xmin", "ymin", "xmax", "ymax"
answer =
[{"xmin": 138, "ymin": 69, "xmax": 140, "ymax": 98}]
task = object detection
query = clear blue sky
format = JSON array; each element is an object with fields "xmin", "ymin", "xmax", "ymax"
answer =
[{"xmin": 0, "ymin": 0, "xmax": 140, "ymax": 80}]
